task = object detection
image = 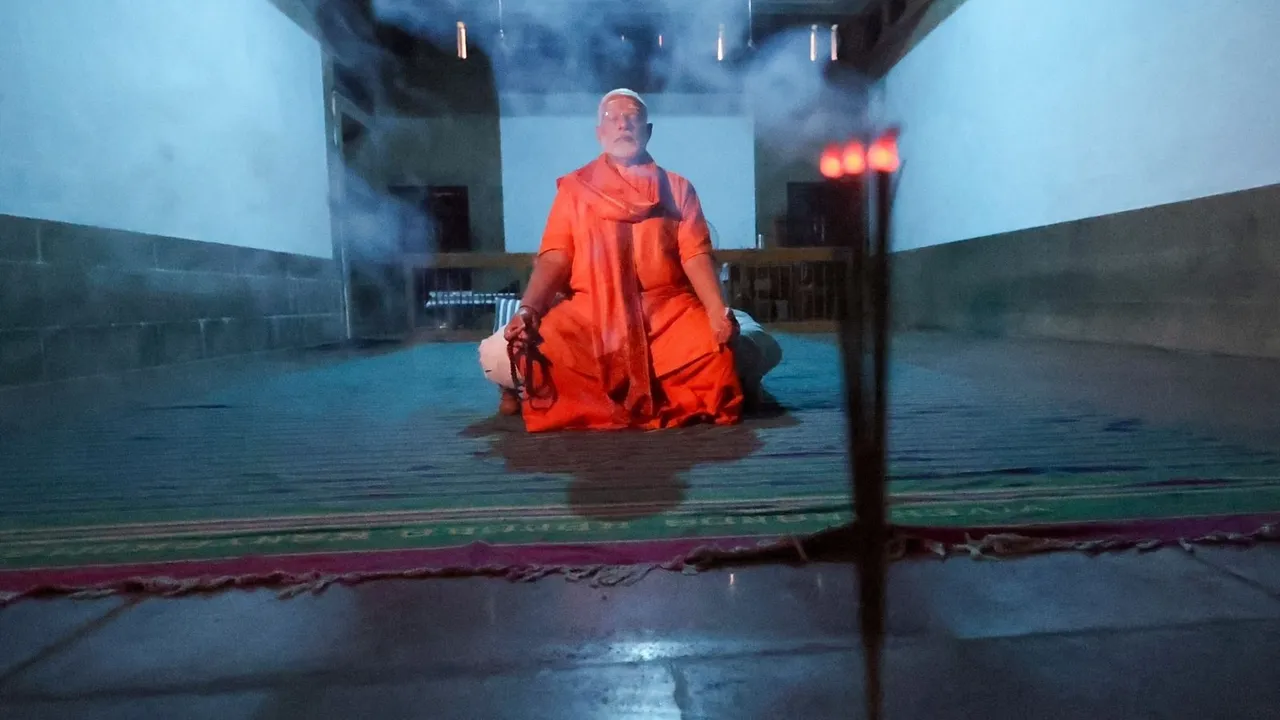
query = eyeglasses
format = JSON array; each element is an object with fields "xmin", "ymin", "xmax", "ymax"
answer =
[{"xmin": 602, "ymin": 109, "xmax": 645, "ymax": 124}]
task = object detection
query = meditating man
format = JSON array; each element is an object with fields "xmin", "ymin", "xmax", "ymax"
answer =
[{"xmin": 478, "ymin": 88, "xmax": 779, "ymax": 432}]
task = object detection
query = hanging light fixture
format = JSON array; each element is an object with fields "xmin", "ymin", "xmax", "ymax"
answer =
[
  {"xmin": 658, "ymin": 33, "xmax": 664, "ymax": 49},
  {"xmin": 456, "ymin": 21, "xmax": 468, "ymax": 59},
  {"xmin": 809, "ymin": 24, "xmax": 818, "ymax": 62},
  {"xmin": 717, "ymin": 23, "xmax": 726, "ymax": 62},
  {"xmin": 747, "ymin": 0, "xmax": 755, "ymax": 49},
  {"xmin": 830, "ymin": 24, "xmax": 839, "ymax": 61}
]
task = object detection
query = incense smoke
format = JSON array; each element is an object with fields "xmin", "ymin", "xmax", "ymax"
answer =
[
  {"xmin": 315, "ymin": 0, "xmax": 877, "ymax": 332},
  {"xmin": 362, "ymin": 0, "xmax": 873, "ymax": 152}
]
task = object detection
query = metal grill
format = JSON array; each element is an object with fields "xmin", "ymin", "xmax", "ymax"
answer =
[
  {"xmin": 420, "ymin": 290, "xmax": 520, "ymax": 333},
  {"xmin": 721, "ymin": 260, "xmax": 847, "ymax": 324},
  {"xmin": 406, "ymin": 267, "xmax": 503, "ymax": 332},
  {"xmin": 404, "ymin": 251, "xmax": 849, "ymax": 335}
]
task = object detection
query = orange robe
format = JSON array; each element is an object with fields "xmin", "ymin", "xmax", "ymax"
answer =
[{"xmin": 520, "ymin": 154, "xmax": 744, "ymax": 433}]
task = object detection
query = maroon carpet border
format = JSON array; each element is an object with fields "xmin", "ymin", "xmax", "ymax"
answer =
[{"xmin": 2, "ymin": 514, "xmax": 1278, "ymax": 605}]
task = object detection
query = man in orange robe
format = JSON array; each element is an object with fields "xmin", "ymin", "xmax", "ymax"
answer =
[{"xmin": 479, "ymin": 89, "xmax": 745, "ymax": 433}]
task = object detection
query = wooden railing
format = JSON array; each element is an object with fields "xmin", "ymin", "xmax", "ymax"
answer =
[{"xmin": 403, "ymin": 248, "xmax": 850, "ymax": 337}]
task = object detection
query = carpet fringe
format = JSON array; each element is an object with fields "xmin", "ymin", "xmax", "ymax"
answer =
[
  {"xmin": 923, "ymin": 522, "xmax": 1280, "ymax": 560},
  {"xmin": 2, "ymin": 522, "xmax": 1278, "ymax": 606}
]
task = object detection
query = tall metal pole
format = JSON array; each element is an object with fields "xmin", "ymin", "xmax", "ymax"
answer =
[
  {"xmin": 826, "ymin": 133, "xmax": 896, "ymax": 720},
  {"xmin": 863, "ymin": 167, "xmax": 894, "ymax": 720}
]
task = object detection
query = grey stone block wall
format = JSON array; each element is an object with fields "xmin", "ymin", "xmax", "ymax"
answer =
[
  {"xmin": 892, "ymin": 183, "xmax": 1280, "ymax": 359},
  {"xmin": 0, "ymin": 213, "xmax": 345, "ymax": 387}
]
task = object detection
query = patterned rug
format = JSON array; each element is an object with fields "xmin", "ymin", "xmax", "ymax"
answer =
[{"xmin": 2, "ymin": 334, "xmax": 1279, "ymax": 602}]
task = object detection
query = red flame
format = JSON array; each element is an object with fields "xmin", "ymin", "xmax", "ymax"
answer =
[
  {"xmin": 819, "ymin": 145, "xmax": 844, "ymax": 179},
  {"xmin": 867, "ymin": 134, "xmax": 900, "ymax": 173},
  {"xmin": 842, "ymin": 141, "xmax": 867, "ymax": 175}
]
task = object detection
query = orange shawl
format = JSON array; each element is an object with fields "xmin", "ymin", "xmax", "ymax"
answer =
[{"xmin": 557, "ymin": 154, "xmax": 673, "ymax": 421}]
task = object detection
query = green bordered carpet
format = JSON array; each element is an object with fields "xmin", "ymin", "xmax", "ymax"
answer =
[{"xmin": 2, "ymin": 335, "xmax": 1278, "ymax": 601}]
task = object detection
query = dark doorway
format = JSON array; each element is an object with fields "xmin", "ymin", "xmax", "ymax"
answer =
[
  {"xmin": 785, "ymin": 181, "xmax": 854, "ymax": 248},
  {"xmin": 388, "ymin": 185, "xmax": 473, "ymax": 255},
  {"xmin": 389, "ymin": 184, "xmax": 474, "ymax": 302},
  {"xmin": 425, "ymin": 185, "xmax": 473, "ymax": 254}
]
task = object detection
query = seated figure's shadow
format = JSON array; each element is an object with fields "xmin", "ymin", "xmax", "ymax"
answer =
[{"xmin": 463, "ymin": 394, "xmax": 798, "ymax": 521}]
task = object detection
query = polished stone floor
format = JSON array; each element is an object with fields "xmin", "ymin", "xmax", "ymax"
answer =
[
  {"xmin": 1, "ymin": 548, "xmax": 1279, "ymax": 719},
  {"xmin": 2, "ymin": 332, "xmax": 1279, "ymax": 719}
]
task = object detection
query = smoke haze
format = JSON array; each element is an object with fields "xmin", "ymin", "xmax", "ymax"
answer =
[{"xmin": 315, "ymin": 0, "xmax": 877, "ymax": 333}]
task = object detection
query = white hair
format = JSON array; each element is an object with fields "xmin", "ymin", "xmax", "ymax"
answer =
[{"xmin": 598, "ymin": 88, "xmax": 648, "ymax": 123}]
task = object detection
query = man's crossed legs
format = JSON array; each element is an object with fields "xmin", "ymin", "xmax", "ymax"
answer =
[{"xmin": 479, "ymin": 309, "xmax": 782, "ymax": 411}]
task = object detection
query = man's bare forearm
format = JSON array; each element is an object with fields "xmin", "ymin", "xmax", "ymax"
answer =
[
  {"xmin": 682, "ymin": 253, "xmax": 727, "ymax": 316},
  {"xmin": 520, "ymin": 250, "xmax": 571, "ymax": 314}
]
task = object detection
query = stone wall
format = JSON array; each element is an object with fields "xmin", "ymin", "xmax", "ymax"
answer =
[
  {"xmin": 0, "ymin": 214, "xmax": 345, "ymax": 387},
  {"xmin": 892, "ymin": 184, "xmax": 1280, "ymax": 358}
]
